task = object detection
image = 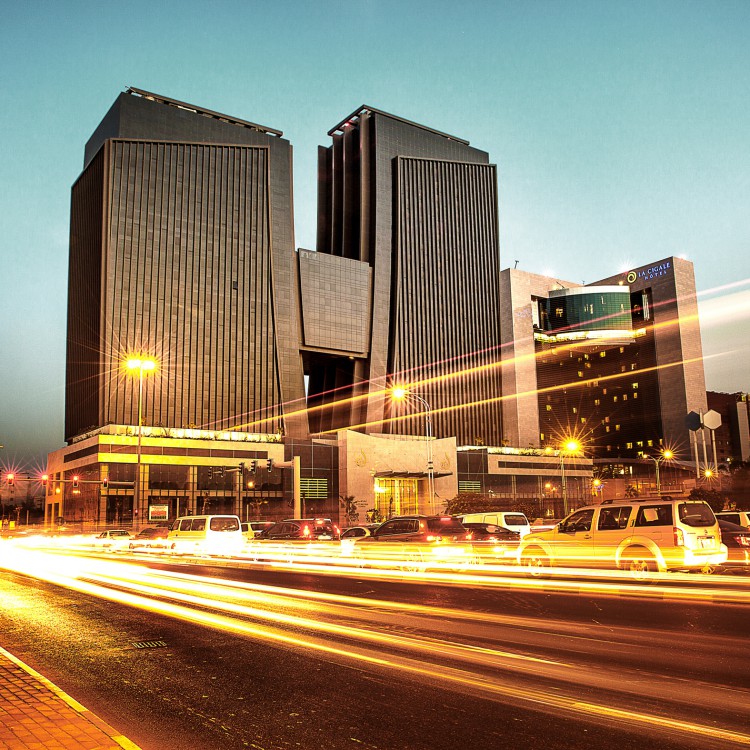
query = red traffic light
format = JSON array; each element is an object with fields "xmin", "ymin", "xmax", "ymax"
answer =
[
  {"xmin": 6, "ymin": 472, "xmax": 14, "ymax": 486},
  {"xmin": 41, "ymin": 474, "xmax": 49, "ymax": 485},
  {"xmin": 72, "ymin": 475, "xmax": 79, "ymax": 488}
]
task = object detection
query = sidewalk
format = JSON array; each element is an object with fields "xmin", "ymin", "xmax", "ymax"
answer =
[{"xmin": 0, "ymin": 646, "xmax": 141, "ymax": 750}]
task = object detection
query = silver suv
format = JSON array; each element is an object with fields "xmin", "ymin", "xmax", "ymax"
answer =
[{"xmin": 518, "ymin": 498, "xmax": 727, "ymax": 578}]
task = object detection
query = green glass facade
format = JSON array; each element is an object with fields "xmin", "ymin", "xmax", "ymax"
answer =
[{"xmin": 540, "ymin": 289, "xmax": 632, "ymax": 334}]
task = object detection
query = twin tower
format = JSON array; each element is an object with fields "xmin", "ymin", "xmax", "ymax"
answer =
[{"xmin": 65, "ymin": 88, "xmax": 505, "ymax": 447}]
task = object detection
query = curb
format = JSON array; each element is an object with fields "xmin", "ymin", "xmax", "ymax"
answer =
[{"xmin": 0, "ymin": 646, "xmax": 142, "ymax": 750}]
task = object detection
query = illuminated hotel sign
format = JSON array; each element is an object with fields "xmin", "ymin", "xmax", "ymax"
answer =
[{"xmin": 627, "ymin": 260, "xmax": 672, "ymax": 284}]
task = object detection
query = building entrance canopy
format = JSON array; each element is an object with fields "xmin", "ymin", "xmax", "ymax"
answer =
[{"xmin": 373, "ymin": 470, "xmax": 453, "ymax": 479}]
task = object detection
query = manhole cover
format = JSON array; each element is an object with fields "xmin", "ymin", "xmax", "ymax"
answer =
[{"xmin": 133, "ymin": 640, "xmax": 167, "ymax": 649}]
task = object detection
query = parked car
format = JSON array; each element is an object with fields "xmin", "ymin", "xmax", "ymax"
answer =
[
  {"xmin": 254, "ymin": 518, "xmax": 340, "ymax": 541},
  {"xmin": 718, "ymin": 519, "xmax": 750, "ymax": 571},
  {"xmin": 241, "ymin": 521, "xmax": 274, "ymax": 541},
  {"xmin": 93, "ymin": 529, "xmax": 132, "ymax": 551},
  {"xmin": 128, "ymin": 526, "xmax": 170, "ymax": 551},
  {"xmin": 716, "ymin": 511, "xmax": 750, "ymax": 530},
  {"xmin": 458, "ymin": 512, "xmax": 531, "ymax": 538},
  {"xmin": 462, "ymin": 522, "xmax": 520, "ymax": 563},
  {"xmin": 248, "ymin": 518, "xmax": 340, "ymax": 563},
  {"xmin": 352, "ymin": 515, "xmax": 474, "ymax": 571},
  {"xmin": 518, "ymin": 499, "xmax": 727, "ymax": 579}
]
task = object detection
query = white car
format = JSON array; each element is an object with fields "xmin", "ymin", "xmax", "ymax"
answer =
[{"xmin": 94, "ymin": 529, "xmax": 132, "ymax": 551}]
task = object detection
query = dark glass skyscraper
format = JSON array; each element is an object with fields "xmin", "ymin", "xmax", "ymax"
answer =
[
  {"xmin": 65, "ymin": 88, "xmax": 307, "ymax": 442},
  {"xmin": 308, "ymin": 106, "xmax": 505, "ymax": 446}
]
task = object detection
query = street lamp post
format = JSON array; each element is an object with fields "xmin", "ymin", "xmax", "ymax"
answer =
[
  {"xmin": 647, "ymin": 449, "xmax": 674, "ymax": 496},
  {"xmin": 391, "ymin": 387, "xmax": 434, "ymax": 513},
  {"xmin": 560, "ymin": 439, "xmax": 581, "ymax": 517},
  {"xmin": 126, "ymin": 356, "xmax": 157, "ymax": 527}
]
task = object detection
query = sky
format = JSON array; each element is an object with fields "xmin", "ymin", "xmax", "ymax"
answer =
[{"xmin": 1, "ymin": 0, "xmax": 749, "ymax": 469}]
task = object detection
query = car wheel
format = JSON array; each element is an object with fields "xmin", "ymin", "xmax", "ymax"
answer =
[
  {"xmin": 622, "ymin": 548, "xmax": 657, "ymax": 582},
  {"xmin": 521, "ymin": 547, "xmax": 549, "ymax": 577}
]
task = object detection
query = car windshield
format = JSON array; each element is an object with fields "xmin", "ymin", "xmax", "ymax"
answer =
[
  {"xmin": 426, "ymin": 518, "xmax": 466, "ymax": 534},
  {"xmin": 678, "ymin": 503, "xmax": 715, "ymax": 527},
  {"xmin": 503, "ymin": 515, "xmax": 527, "ymax": 526}
]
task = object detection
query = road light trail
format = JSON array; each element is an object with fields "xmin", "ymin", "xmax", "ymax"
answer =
[{"xmin": 2, "ymin": 547, "xmax": 750, "ymax": 747}]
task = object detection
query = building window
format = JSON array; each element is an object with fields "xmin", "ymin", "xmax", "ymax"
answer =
[
  {"xmin": 632, "ymin": 382, "xmax": 639, "ymax": 389},
  {"xmin": 300, "ymin": 477, "xmax": 328, "ymax": 499},
  {"xmin": 459, "ymin": 481, "xmax": 481, "ymax": 493},
  {"xmin": 594, "ymin": 399, "xmax": 601, "ymax": 406},
  {"xmin": 546, "ymin": 404, "xmax": 552, "ymax": 411}
]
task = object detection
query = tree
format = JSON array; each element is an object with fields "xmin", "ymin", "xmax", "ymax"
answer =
[
  {"xmin": 688, "ymin": 487, "xmax": 730, "ymax": 513},
  {"xmin": 625, "ymin": 484, "xmax": 640, "ymax": 498},
  {"xmin": 339, "ymin": 495, "xmax": 358, "ymax": 524}
]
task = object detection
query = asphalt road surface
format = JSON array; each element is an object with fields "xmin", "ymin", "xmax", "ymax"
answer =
[{"xmin": 1, "ymin": 548, "xmax": 749, "ymax": 750}]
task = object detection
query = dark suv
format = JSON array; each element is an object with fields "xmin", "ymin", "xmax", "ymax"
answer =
[{"xmin": 353, "ymin": 515, "xmax": 473, "ymax": 570}]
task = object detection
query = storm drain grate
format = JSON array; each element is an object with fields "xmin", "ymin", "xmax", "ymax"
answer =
[{"xmin": 132, "ymin": 640, "xmax": 167, "ymax": 649}]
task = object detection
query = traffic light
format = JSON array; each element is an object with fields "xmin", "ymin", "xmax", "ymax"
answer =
[
  {"xmin": 248, "ymin": 460, "xmax": 257, "ymax": 473},
  {"xmin": 6, "ymin": 473, "xmax": 14, "ymax": 487},
  {"xmin": 207, "ymin": 467, "xmax": 214, "ymax": 479},
  {"xmin": 266, "ymin": 459, "xmax": 273, "ymax": 472},
  {"xmin": 102, "ymin": 477, "xmax": 108, "ymax": 489},
  {"xmin": 41, "ymin": 474, "xmax": 49, "ymax": 486},
  {"xmin": 72, "ymin": 475, "xmax": 79, "ymax": 488}
]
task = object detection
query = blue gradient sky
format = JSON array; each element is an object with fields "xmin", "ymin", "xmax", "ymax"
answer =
[{"xmin": 1, "ymin": 0, "xmax": 749, "ymax": 467}]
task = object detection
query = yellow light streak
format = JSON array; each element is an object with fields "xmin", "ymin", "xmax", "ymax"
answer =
[{"xmin": 2, "ymin": 547, "xmax": 750, "ymax": 746}]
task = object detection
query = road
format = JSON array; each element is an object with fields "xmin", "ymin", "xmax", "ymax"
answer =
[{"xmin": 1, "ymin": 544, "xmax": 749, "ymax": 750}]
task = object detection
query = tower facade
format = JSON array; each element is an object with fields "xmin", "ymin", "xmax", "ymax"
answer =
[
  {"xmin": 308, "ymin": 106, "xmax": 504, "ymax": 446},
  {"xmin": 65, "ymin": 88, "xmax": 307, "ymax": 442}
]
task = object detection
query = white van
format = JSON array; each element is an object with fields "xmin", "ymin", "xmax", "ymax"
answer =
[
  {"xmin": 458, "ymin": 512, "xmax": 531, "ymax": 538},
  {"xmin": 168, "ymin": 515, "xmax": 244, "ymax": 556}
]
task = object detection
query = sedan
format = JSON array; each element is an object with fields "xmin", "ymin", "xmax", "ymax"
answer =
[
  {"xmin": 718, "ymin": 519, "xmax": 750, "ymax": 572},
  {"xmin": 463, "ymin": 522, "xmax": 520, "ymax": 563},
  {"xmin": 128, "ymin": 526, "xmax": 170, "ymax": 551},
  {"xmin": 352, "ymin": 515, "xmax": 474, "ymax": 571},
  {"xmin": 93, "ymin": 529, "xmax": 132, "ymax": 551}
]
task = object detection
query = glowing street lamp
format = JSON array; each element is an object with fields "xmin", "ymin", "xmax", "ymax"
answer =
[
  {"xmin": 126, "ymin": 356, "xmax": 157, "ymax": 522},
  {"xmin": 647, "ymin": 448, "xmax": 674, "ymax": 496},
  {"xmin": 391, "ymin": 386, "xmax": 434, "ymax": 512}
]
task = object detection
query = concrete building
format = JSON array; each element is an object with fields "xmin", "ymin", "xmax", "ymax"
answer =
[
  {"xmin": 500, "ymin": 257, "xmax": 708, "ymax": 462},
  {"xmin": 706, "ymin": 391, "xmax": 750, "ymax": 465}
]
